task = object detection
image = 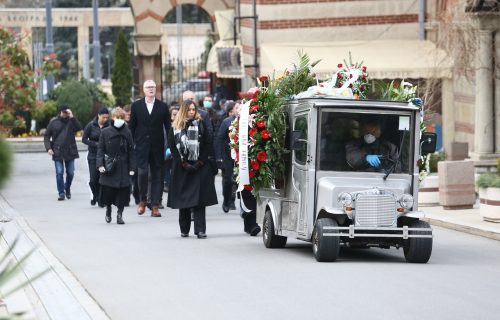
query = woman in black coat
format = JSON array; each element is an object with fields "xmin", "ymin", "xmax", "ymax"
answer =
[
  {"xmin": 82, "ymin": 108, "xmax": 109, "ymax": 206},
  {"xmin": 167, "ymin": 100, "xmax": 218, "ymax": 238},
  {"xmin": 96, "ymin": 108, "xmax": 136, "ymax": 224}
]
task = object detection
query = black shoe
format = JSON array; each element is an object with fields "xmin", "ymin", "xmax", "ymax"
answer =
[
  {"xmin": 65, "ymin": 191, "xmax": 71, "ymax": 199},
  {"xmin": 117, "ymin": 212, "xmax": 124, "ymax": 225},
  {"xmin": 249, "ymin": 225, "xmax": 261, "ymax": 236},
  {"xmin": 222, "ymin": 203, "xmax": 230, "ymax": 213},
  {"xmin": 181, "ymin": 233, "xmax": 189, "ymax": 238},
  {"xmin": 229, "ymin": 201, "xmax": 236, "ymax": 210},
  {"xmin": 105, "ymin": 207, "xmax": 112, "ymax": 223},
  {"xmin": 58, "ymin": 194, "xmax": 65, "ymax": 201},
  {"xmin": 90, "ymin": 199, "xmax": 97, "ymax": 206},
  {"xmin": 197, "ymin": 232, "xmax": 207, "ymax": 239}
]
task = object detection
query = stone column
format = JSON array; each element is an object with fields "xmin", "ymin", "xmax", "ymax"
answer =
[
  {"xmin": 473, "ymin": 29, "xmax": 494, "ymax": 157},
  {"xmin": 441, "ymin": 78, "xmax": 455, "ymax": 153},
  {"xmin": 77, "ymin": 26, "xmax": 89, "ymax": 79},
  {"xmin": 134, "ymin": 34, "xmax": 162, "ymax": 98}
]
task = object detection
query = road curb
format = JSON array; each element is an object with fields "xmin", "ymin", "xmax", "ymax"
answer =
[
  {"xmin": 424, "ymin": 217, "xmax": 500, "ymax": 241},
  {"xmin": 0, "ymin": 194, "xmax": 110, "ymax": 320}
]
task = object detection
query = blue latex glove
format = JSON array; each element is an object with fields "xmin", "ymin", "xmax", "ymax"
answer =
[
  {"xmin": 165, "ymin": 148, "xmax": 172, "ymax": 158},
  {"xmin": 412, "ymin": 98, "xmax": 423, "ymax": 107},
  {"xmin": 366, "ymin": 155, "xmax": 381, "ymax": 167}
]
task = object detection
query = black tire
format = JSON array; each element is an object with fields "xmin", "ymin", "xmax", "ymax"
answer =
[
  {"xmin": 403, "ymin": 220, "xmax": 433, "ymax": 263},
  {"xmin": 312, "ymin": 218, "xmax": 340, "ymax": 262},
  {"xmin": 263, "ymin": 210, "xmax": 287, "ymax": 248}
]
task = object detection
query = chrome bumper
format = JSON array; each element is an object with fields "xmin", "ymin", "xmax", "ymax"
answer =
[{"xmin": 323, "ymin": 225, "xmax": 433, "ymax": 240}]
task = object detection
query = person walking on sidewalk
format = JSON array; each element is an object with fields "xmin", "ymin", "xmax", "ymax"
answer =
[
  {"xmin": 82, "ymin": 108, "xmax": 110, "ymax": 206},
  {"xmin": 44, "ymin": 105, "xmax": 82, "ymax": 201},
  {"xmin": 96, "ymin": 108, "xmax": 136, "ymax": 224},
  {"xmin": 167, "ymin": 100, "xmax": 218, "ymax": 238},
  {"xmin": 129, "ymin": 80, "xmax": 170, "ymax": 217},
  {"xmin": 215, "ymin": 101, "xmax": 239, "ymax": 213}
]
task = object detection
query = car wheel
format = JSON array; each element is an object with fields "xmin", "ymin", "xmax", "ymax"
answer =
[
  {"xmin": 263, "ymin": 210, "xmax": 287, "ymax": 248},
  {"xmin": 312, "ymin": 218, "xmax": 340, "ymax": 262},
  {"xmin": 403, "ymin": 220, "xmax": 433, "ymax": 263}
]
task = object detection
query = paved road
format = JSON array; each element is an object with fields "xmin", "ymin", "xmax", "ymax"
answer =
[{"xmin": 2, "ymin": 153, "xmax": 500, "ymax": 320}]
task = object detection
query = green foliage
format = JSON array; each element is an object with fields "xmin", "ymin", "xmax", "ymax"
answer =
[
  {"xmin": 0, "ymin": 137, "xmax": 12, "ymax": 189},
  {"xmin": 275, "ymin": 50, "xmax": 320, "ymax": 99},
  {"xmin": 55, "ymin": 80, "xmax": 93, "ymax": 125},
  {"xmin": 32, "ymin": 100, "xmax": 58, "ymax": 131},
  {"xmin": 111, "ymin": 31, "xmax": 132, "ymax": 106},
  {"xmin": 0, "ymin": 112, "xmax": 15, "ymax": 126},
  {"xmin": 497, "ymin": 158, "xmax": 500, "ymax": 175},
  {"xmin": 477, "ymin": 174, "xmax": 500, "ymax": 189}
]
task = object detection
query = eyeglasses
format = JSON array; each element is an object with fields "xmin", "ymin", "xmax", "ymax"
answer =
[{"xmin": 145, "ymin": 86, "xmax": 156, "ymax": 89}]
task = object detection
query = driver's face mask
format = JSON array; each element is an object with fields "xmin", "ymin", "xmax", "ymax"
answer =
[{"xmin": 364, "ymin": 133, "xmax": 376, "ymax": 144}]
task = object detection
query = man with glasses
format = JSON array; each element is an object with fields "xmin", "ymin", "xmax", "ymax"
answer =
[{"xmin": 129, "ymin": 80, "xmax": 171, "ymax": 217}]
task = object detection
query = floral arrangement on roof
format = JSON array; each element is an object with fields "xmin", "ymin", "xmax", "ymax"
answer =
[
  {"xmin": 334, "ymin": 53, "xmax": 369, "ymax": 99},
  {"xmin": 230, "ymin": 51, "xmax": 318, "ymax": 195}
]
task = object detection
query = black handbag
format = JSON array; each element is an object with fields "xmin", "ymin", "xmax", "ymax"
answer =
[{"xmin": 104, "ymin": 154, "xmax": 118, "ymax": 174}]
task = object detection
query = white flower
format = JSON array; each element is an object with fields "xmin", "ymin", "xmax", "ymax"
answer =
[{"xmin": 231, "ymin": 149, "xmax": 237, "ymax": 160}]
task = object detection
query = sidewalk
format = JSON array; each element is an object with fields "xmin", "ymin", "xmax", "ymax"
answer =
[
  {"xmin": 422, "ymin": 203, "xmax": 500, "ymax": 241},
  {"xmin": 6, "ymin": 137, "xmax": 86, "ymax": 153}
]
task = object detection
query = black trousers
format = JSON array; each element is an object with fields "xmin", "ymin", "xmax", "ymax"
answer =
[
  {"xmin": 179, "ymin": 206, "xmax": 206, "ymax": 234},
  {"xmin": 240, "ymin": 189, "xmax": 259, "ymax": 232},
  {"xmin": 87, "ymin": 158, "xmax": 100, "ymax": 201},
  {"xmin": 137, "ymin": 150, "xmax": 162, "ymax": 207},
  {"xmin": 221, "ymin": 166, "xmax": 236, "ymax": 206}
]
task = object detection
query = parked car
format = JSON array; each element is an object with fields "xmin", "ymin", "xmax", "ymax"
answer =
[
  {"xmin": 185, "ymin": 78, "xmax": 211, "ymax": 102},
  {"xmin": 163, "ymin": 82, "xmax": 188, "ymax": 104}
]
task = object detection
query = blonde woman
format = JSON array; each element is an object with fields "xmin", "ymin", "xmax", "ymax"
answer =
[
  {"xmin": 167, "ymin": 99, "xmax": 217, "ymax": 238},
  {"xmin": 96, "ymin": 107, "xmax": 136, "ymax": 224}
]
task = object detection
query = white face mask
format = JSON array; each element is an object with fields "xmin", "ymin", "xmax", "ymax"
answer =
[
  {"xmin": 114, "ymin": 119, "xmax": 125, "ymax": 128},
  {"xmin": 364, "ymin": 133, "xmax": 376, "ymax": 144}
]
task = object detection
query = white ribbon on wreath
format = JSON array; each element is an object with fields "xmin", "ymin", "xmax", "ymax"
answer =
[{"xmin": 236, "ymin": 100, "xmax": 251, "ymax": 192}]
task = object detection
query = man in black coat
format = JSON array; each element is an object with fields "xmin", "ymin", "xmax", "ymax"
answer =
[
  {"xmin": 215, "ymin": 101, "xmax": 238, "ymax": 212},
  {"xmin": 129, "ymin": 80, "xmax": 171, "ymax": 217},
  {"xmin": 82, "ymin": 107, "xmax": 110, "ymax": 206},
  {"xmin": 43, "ymin": 105, "xmax": 82, "ymax": 201}
]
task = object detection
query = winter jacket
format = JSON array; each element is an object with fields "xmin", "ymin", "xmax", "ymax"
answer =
[
  {"xmin": 82, "ymin": 118, "xmax": 109, "ymax": 159},
  {"xmin": 96, "ymin": 123, "xmax": 136, "ymax": 188},
  {"xmin": 43, "ymin": 116, "xmax": 82, "ymax": 161},
  {"xmin": 167, "ymin": 120, "xmax": 218, "ymax": 209}
]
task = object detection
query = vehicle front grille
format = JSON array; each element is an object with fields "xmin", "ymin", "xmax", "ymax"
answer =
[{"xmin": 355, "ymin": 194, "xmax": 397, "ymax": 227}]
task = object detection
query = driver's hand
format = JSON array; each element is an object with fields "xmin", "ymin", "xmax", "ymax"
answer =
[{"xmin": 366, "ymin": 155, "xmax": 381, "ymax": 167}]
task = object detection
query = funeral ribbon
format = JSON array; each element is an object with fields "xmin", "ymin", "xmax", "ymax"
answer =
[{"xmin": 237, "ymin": 100, "xmax": 251, "ymax": 191}]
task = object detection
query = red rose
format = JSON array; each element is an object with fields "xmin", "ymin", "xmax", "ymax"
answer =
[
  {"xmin": 249, "ymin": 128, "xmax": 257, "ymax": 137},
  {"xmin": 349, "ymin": 83, "xmax": 353, "ymax": 88},
  {"xmin": 259, "ymin": 75, "xmax": 268, "ymax": 82},
  {"xmin": 362, "ymin": 74, "xmax": 366, "ymax": 79},
  {"xmin": 261, "ymin": 130, "xmax": 270, "ymax": 139},
  {"xmin": 256, "ymin": 119, "xmax": 266, "ymax": 128},
  {"xmin": 251, "ymin": 160, "xmax": 260, "ymax": 171},
  {"xmin": 249, "ymin": 170, "xmax": 255, "ymax": 178},
  {"xmin": 257, "ymin": 151, "xmax": 267, "ymax": 162},
  {"xmin": 362, "ymin": 66, "xmax": 367, "ymax": 72},
  {"xmin": 250, "ymin": 105, "xmax": 260, "ymax": 113},
  {"xmin": 252, "ymin": 89, "xmax": 261, "ymax": 99},
  {"xmin": 349, "ymin": 74, "xmax": 353, "ymax": 79},
  {"xmin": 234, "ymin": 135, "xmax": 238, "ymax": 142},
  {"xmin": 337, "ymin": 63, "xmax": 342, "ymax": 68},
  {"xmin": 337, "ymin": 72, "xmax": 342, "ymax": 78},
  {"xmin": 244, "ymin": 185, "xmax": 253, "ymax": 191},
  {"xmin": 360, "ymin": 85, "xmax": 365, "ymax": 90}
]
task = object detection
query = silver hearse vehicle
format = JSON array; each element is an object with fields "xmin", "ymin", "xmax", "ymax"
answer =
[{"xmin": 257, "ymin": 98, "xmax": 437, "ymax": 263}]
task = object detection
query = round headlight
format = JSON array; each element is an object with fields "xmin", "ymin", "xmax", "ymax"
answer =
[
  {"xmin": 399, "ymin": 194, "xmax": 414, "ymax": 209},
  {"xmin": 337, "ymin": 192, "xmax": 353, "ymax": 207}
]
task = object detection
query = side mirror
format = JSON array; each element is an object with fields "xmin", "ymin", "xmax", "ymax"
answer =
[
  {"xmin": 420, "ymin": 132, "xmax": 437, "ymax": 155},
  {"xmin": 291, "ymin": 130, "xmax": 307, "ymax": 150}
]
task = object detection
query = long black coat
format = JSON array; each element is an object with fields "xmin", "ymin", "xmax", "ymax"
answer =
[
  {"xmin": 96, "ymin": 124, "xmax": 136, "ymax": 188},
  {"xmin": 214, "ymin": 115, "xmax": 235, "ymax": 179},
  {"xmin": 167, "ymin": 120, "xmax": 218, "ymax": 209},
  {"xmin": 129, "ymin": 98, "xmax": 170, "ymax": 168},
  {"xmin": 82, "ymin": 118, "xmax": 109, "ymax": 159},
  {"xmin": 43, "ymin": 116, "xmax": 82, "ymax": 161}
]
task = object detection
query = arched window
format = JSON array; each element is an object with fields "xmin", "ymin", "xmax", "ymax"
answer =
[{"xmin": 164, "ymin": 4, "xmax": 210, "ymax": 24}]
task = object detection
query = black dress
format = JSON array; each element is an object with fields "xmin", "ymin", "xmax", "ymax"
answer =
[{"xmin": 96, "ymin": 123, "xmax": 136, "ymax": 208}]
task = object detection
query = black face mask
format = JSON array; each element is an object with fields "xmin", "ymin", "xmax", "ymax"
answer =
[{"xmin": 61, "ymin": 117, "xmax": 69, "ymax": 123}]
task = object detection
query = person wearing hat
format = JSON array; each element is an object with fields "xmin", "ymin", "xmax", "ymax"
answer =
[
  {"xmin": 82, "ymin": 107, "xmax": 110, "ymax": 206},
  {"xmin": 43, "ymin": 105, "xmax": 83, "ymax": 201}
]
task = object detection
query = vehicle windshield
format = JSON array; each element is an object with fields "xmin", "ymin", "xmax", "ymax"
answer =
[{"xmin": 318, "ymin": 110, "xmax": 413, "ymax": 174}]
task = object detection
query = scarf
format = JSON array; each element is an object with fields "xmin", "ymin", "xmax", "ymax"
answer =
[{"xmin": 173, "ymin": 119, "xmax": 200, "ymax": 161}]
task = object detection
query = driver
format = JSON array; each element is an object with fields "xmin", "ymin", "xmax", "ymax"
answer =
[{"xmin": 345, "ymin": 119, "xmax": 399, "ymax": 171}]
